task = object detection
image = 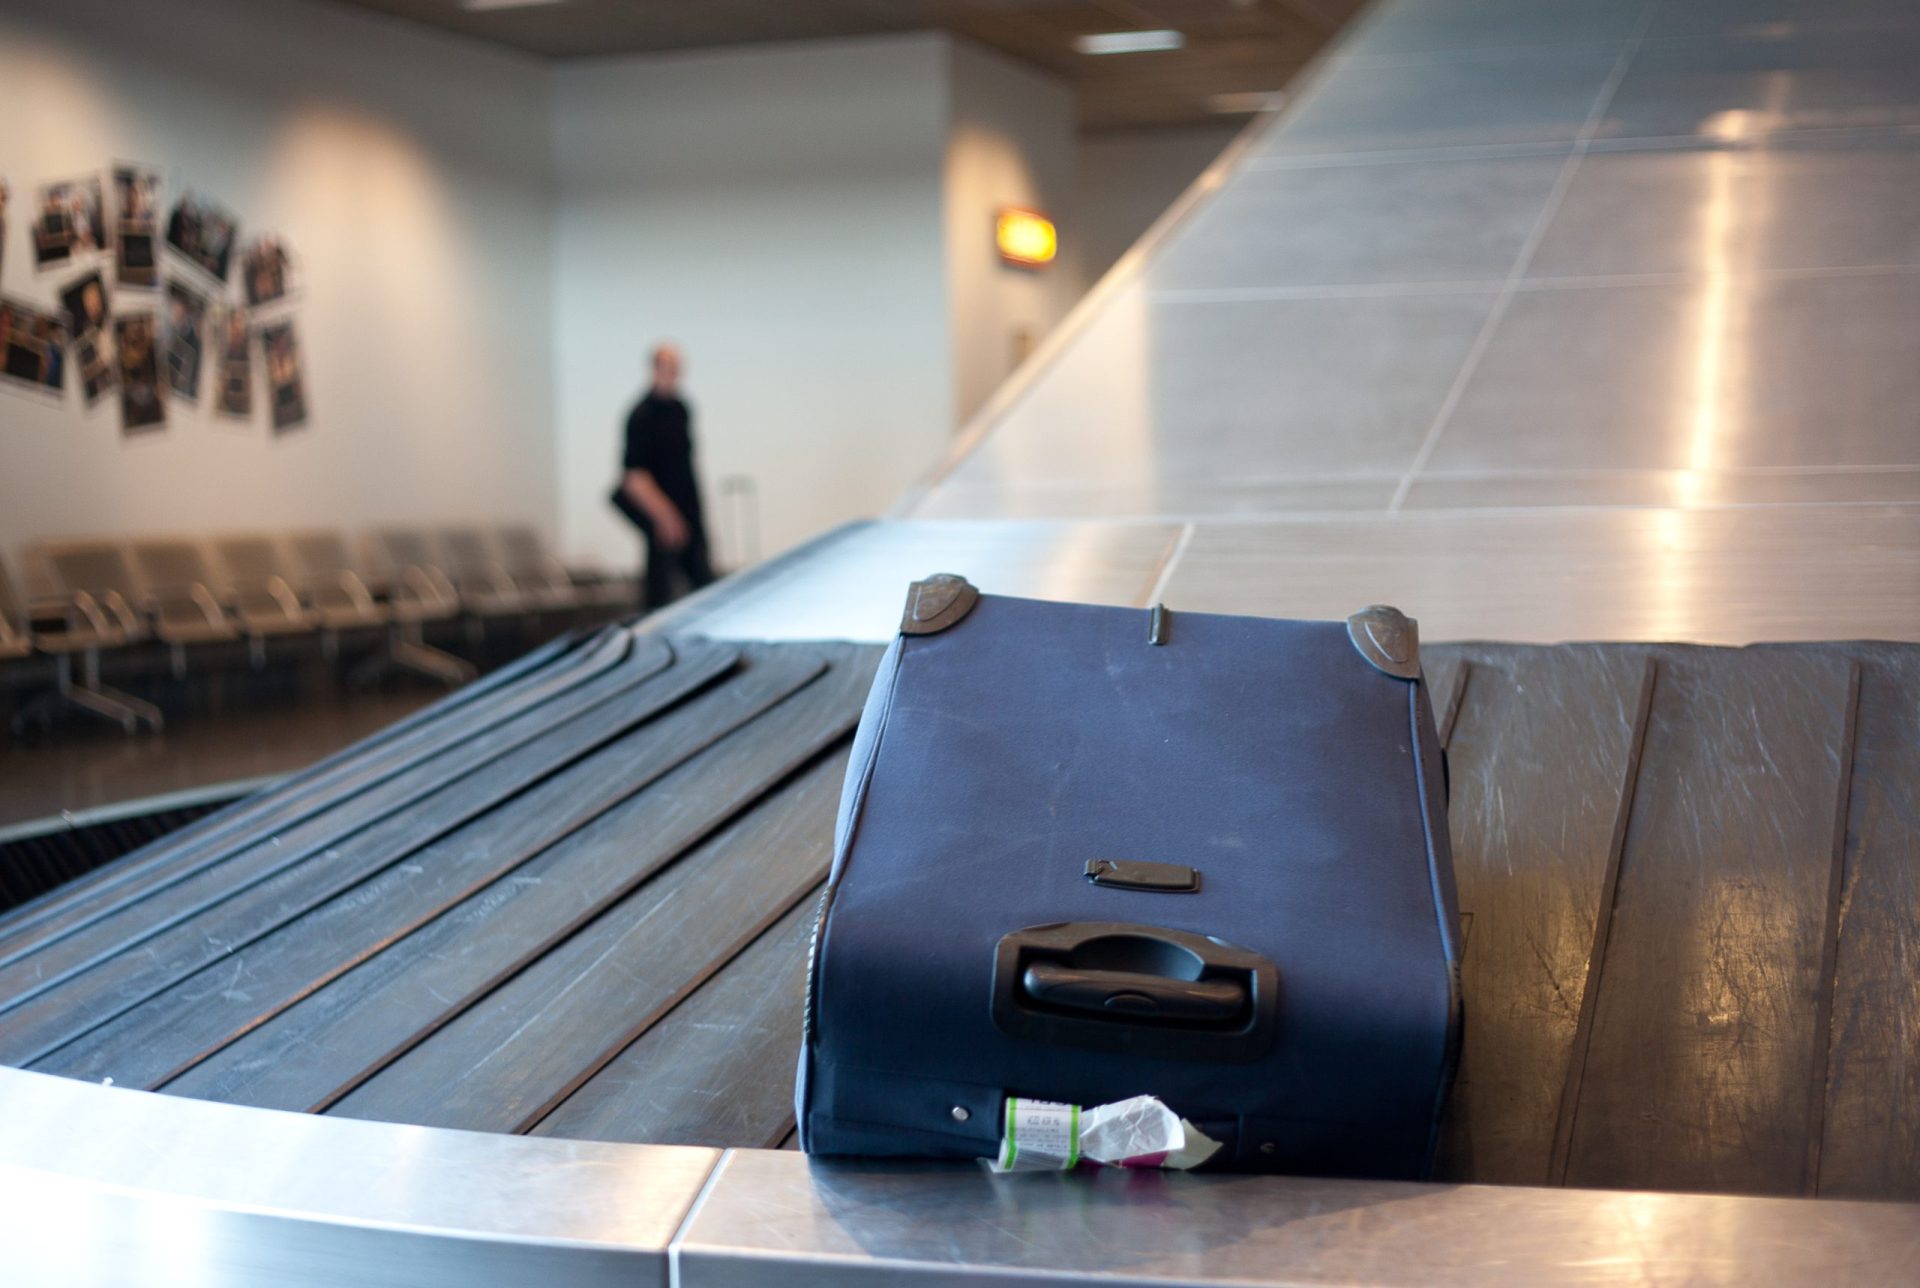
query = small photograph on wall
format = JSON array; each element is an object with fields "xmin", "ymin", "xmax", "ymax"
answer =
[
  {"xmin": 163, "ymin": 279, "xmax": 210, "ymax": 402},
  {"xmin": 0, "ymin": 297, "xmax": 67, "ymax": 400},
  {"xmin": 112, "ymin": 165, "xmax": 164, "ymax": 290},
  {"xmin": 71, "ymin": 327, "xmax": 118, "ymax": 406},
  {"xmin": 165, "ymin": 191, "xmax": 240, "ymax": 285},
  {"xmin": 213, "ymin": 306, "xmax": 253, "ymax": 421},
  {"xmin": 241, "ymin": 236, "xmax": 298, "ymax": 308},
  {"xmin": 59, "ymin": 269, "xmax": 112, "ymax": 337},
  {"xmin": 116, "ymin": 313, "xmax": 165, "ymax": 433},
  {"xmin": 259, "ymin": 318, "xmax": 308, "ymax": 432},
  {"xmin": 59, "ymin": 269, "xmax": 117, "ymax": 406},
  {"xmin": 32, "ymin": 175, "xmax": 105, "ymax": 272}
]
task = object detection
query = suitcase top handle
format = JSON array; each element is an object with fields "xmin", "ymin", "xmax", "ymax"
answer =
[
  {"xmin": 991, "ymin": 921, "xmax": 1280, "ymax": 1064},
  {"xmin": 897, "ymin": 575, "xmax": 1422, "ymax": 680}
]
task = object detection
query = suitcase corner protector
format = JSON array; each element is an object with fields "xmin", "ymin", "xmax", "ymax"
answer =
[
  {"xmin": 901, "ymin": 573, "xmax": 980, "ymax": 635},
  {"xmin": 1346, "ymin": 605, "xmax": 1420, "ymax": 679}
]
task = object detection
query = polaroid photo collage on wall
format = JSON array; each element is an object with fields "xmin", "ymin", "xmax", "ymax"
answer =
[
  {"xmin": 240, "ymin": 233, "xmax": 306, "ymax": 434},
  {"xmin": 0, "ymin": 161, "xmax": 307, "ymax": 435}
]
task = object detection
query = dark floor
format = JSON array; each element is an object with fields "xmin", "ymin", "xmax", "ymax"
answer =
[
  {"xmin": 0, "ymin": 605, "xmax": 630, "ymax": 829},
  {"xmin": 0, "ymin": 687, "xmax": 436, "ymax": 828}
]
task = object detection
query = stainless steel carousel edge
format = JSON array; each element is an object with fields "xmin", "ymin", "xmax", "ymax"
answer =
[{"xmin": 5, "ymin": 1065, "xmax": 1918, "ymax": 1287}]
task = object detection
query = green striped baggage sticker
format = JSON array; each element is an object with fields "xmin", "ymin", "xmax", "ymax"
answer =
[
  {"xmin": 994, "ymin": 1098, "xmax": 1081, "ymax": 1172},
  {"xmin": 989, "ymin": 1095, "xmax": 1220, "ymax": 1172}
]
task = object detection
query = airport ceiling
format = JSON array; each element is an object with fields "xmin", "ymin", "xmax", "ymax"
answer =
[{"xmin": 327, "ymin": 0, "xmax": 1364, "ymax": 130}]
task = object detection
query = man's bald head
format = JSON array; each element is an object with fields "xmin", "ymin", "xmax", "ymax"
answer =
[{"xmin": 650, "ymin": 343, "xmax": 682, "ymax": 394}]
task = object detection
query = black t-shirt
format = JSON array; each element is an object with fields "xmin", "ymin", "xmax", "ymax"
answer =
[{"xmin": 623, "ymin": 390, "xmax": 704, "ymax": 527}]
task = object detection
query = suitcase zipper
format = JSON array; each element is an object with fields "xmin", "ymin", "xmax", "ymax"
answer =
[
  {"xmin": 800, "ymin": 884, "xmax": 833, "ymax": 1051},
  {"xmin": 802, "ymin": 635, "xmax": 906, "ymax": 1058}
]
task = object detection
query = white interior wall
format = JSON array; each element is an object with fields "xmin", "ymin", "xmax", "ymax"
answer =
[
  {"xmin": 0, "ymin": 7, "xmax": 1107, "ymax": 577},
  {"xmin": 0, "ymin": 0, "xmax": 557, "ymax": 557},
  {"xmin": 550, "ymin": 36, "xmax": 954, "ymax": 572},
  {"xmin": 1074, "ymin": 123, "xmax": 1241, "ymax": 284},
  {"xmin": 944, "ymin": 41, "xmax": 1083, "ymax": 429}
]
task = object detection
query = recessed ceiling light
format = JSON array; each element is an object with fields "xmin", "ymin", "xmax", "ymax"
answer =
[
  {"xmin": 461, "ymin": 0, "xmax": 567, "ymax": 12},
  {"xmin": 1073, "ymin": 29, "xmax": 1185, "ymax": 55}
]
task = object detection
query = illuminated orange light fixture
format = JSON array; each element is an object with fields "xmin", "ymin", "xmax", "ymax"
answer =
[{"xmin": 996, "ymin": 207, "xmax": 1057, "ymax": 268}]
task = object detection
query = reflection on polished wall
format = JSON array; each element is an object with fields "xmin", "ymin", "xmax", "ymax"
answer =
[{"xmin": 902, "ymin": 0, "xmax": 1920, "ymax": 645}]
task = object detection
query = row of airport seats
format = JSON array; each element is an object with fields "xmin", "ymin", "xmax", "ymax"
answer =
[{"xmin": 0, "ymin": 527, "xmax": 635, "ymax": 736}]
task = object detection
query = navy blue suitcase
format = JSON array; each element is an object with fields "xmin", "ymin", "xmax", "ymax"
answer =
[{"xmin": 797, "ymin": 577, "xmax": 1461, "ymax": 1177}]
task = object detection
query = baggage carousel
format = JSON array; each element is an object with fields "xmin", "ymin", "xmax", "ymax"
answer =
[
  {"xmin": 3, "ymin": 573, "xmax": 1918, "ymax": 1283},
  {"xmin": 7, "ymin": 0, "xmax": 1920, "ymax": 1279}
]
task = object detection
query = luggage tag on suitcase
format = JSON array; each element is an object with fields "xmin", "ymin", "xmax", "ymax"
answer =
[{"xmin": 990, "ymin": 1095, "xmax": 1222, "ymax": 1172}]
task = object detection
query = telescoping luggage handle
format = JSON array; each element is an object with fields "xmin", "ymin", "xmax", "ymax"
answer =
[{"xmin": 991, "ymin": 922, "xmax": 1280, "ymax": 1062}]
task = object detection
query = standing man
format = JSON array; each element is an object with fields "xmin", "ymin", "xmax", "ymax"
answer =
[{"xmin": 613, "ymin": 342, "xmax": 715, "ymax": 610}]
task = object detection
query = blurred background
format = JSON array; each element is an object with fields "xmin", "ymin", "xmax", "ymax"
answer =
[
  {"xmin": 0, "ymin": 0, "xmax": 1351, "ymax": 818},
  {"xmin": 0, "ymin": 0, "xmax": 1334, "ymax": 575},
  {"xmin": 2, "ymin": 0, "xmax": 1917, "ymax": 834}
]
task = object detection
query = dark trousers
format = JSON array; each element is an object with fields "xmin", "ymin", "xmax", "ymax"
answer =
[{"xmin": 612, "ymin": 487, "xmax": 715, "ymax": 611}]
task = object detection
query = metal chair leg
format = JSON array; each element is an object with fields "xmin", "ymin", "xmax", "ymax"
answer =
[
  {"xmin": 349, "ymin": 623, "xmax": 475, "ymax": 689},
  {"xmin": 20, "ymin": 651, "xmax": 166, "ymax": 735},
  {"xmin": 396, "ymin": 620, "xmax": 475, "ymax": 685},
  {"xmin": 64, "ymin": 686, "xmax": 141, "ymax": 733},
  {"xmin": 74, "ymin": 649, "xmax": 164, "ymax": 732},
  {"xmin": 392, "ymin": 639, "xmax": 477, "ymax": 686}
]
